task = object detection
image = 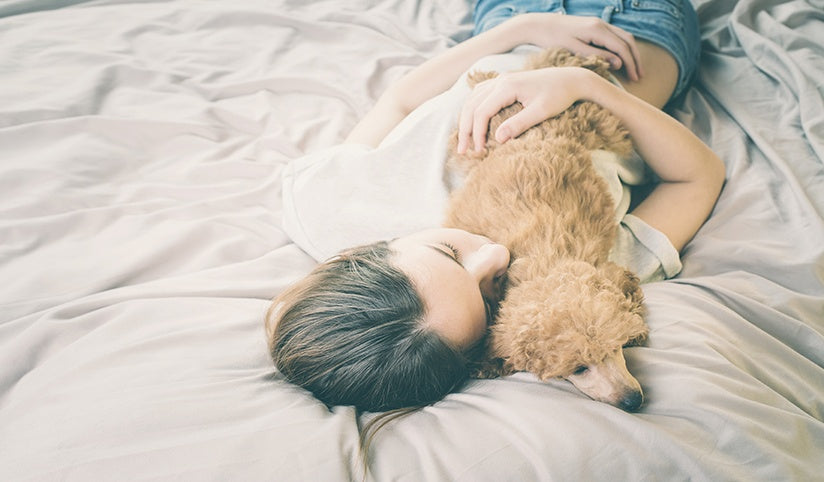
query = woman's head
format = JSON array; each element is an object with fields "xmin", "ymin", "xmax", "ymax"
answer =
[
  {"xmin": 266, "ymin": 228, "xmax": 510, "ymax": 412},
  {"xmin": 390, "ymin": 228, "xmax": 510, "ymax": 348}
]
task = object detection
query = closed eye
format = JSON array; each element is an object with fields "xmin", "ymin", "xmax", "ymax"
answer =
[
  {"xmin": 573, "ymin": 365, "xmax": 589, "ymax": 375},
  {"xmin": 440, "ymin": 242, "xmax": 462, "ymax": 263},
  {"xmin": 427, "ymin": 243, "xmax": 463, "ymax": 267}
]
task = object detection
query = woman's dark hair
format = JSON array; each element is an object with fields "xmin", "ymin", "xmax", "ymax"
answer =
[{"xmin": 266, "ymin": 241, "xmax": 471, "ymax": 413}]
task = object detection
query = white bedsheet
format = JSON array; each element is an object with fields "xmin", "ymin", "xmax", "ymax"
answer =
[{"xmin": 1, "ymin": 1, "xmax": 822, "ymax": 480}]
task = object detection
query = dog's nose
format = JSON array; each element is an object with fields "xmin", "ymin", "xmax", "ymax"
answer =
[{"xmin": 618, "ymin": 390, "xmax": 643, "ymax": 412}]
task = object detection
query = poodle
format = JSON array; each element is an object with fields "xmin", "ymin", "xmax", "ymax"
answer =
[{"xmin": 444, "ymin": 48, "xmax": 648, "ymax": 412}]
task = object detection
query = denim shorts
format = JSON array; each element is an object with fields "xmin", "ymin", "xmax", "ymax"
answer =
[{"xmin": 472, "ymin": 0, "xmax": 701, "ymax": 102}]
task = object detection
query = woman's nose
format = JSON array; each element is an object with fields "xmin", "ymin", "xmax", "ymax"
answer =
[{"xmin": 465, "ymin": 243, "xmax": 510, "ymax": 298}]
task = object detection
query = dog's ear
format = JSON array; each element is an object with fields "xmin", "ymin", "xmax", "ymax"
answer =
[
  {"xmin": 609, "ymin": 267, "xmax": 649, "ymax": 346},
  {"xmin": 620, "ymin": 269, "xmax": 644, "ymax": 311},
  {"xmin": 625, "ymin": 326, "xmax": 649, "ymax": 346},
  {"xmin": 599, "ymin": 262, "xmax": 645, "ymax": 315},
  {"xmin": 488, "ymin": 262, "xmax": 605, "ymax": 380},
  {"xmin": 600, "ymin": 263, "xmax": 649, "ymax": 346}
]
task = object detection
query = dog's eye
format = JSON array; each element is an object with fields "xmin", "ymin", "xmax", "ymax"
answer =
[{"xmin": 573, "ymin": 365, "xmax": 589, "ymax": 375}]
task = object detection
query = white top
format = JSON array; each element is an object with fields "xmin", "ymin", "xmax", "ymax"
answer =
[{"xmin": 281, "ymin": 46, "xmax": 682, "ymax": 283}]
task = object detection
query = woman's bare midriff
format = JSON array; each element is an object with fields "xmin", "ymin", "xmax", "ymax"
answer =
[{"xmin": 613, "ymin": 39, "xmax": 679, "ymax": 108}]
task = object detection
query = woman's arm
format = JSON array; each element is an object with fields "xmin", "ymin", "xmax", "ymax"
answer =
[
  {"xmin": 345, "ymin": 13, "xmax": 643, "ymax": 147},
  {"xmin": 585, "ymin": 72, "xmax": 725, "ymax": 251},
  {"xmin": 457, "ymin": 67, "xmax": 725, "ymax": 252}
]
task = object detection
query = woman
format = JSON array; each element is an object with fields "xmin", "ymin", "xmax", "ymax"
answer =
[{"xmin": 268, "ymin": 0, "xmax": 723, "ymax": 414}]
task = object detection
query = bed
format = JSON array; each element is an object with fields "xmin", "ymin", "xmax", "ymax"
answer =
[{"xmin": 1, "ymin": 0, "xmax": 822, "ymax": 480}]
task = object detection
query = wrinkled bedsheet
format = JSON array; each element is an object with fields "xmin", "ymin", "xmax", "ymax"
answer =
[{"xmin": 0, "ymin": 0, "xmax": 822, "ymax": 480}]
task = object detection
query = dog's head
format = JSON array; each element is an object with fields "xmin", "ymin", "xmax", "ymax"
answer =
[
  {"xmin": 564, "ymin": 346, "xmax": 643, "ymax": 411},
  {"xmin": 490, "ymin": 259, "xmax": 648, "ymax": 411}
]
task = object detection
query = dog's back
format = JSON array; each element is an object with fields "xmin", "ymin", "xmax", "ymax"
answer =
[
  {"xmin": 443, "ymin": 49, "xmax": 648, "ymax": 380},
  {"xmin": 446, "ymin": 125, "xmax": 617, "ymax": 270},
  {"xmin": 445, "ymin": 49, "xmax": 633, "ymax": 279}
]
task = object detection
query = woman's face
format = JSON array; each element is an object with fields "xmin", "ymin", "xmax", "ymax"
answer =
[{"xmin": 390, "ymin": 228, "xmax": 510, "ymax": 350}]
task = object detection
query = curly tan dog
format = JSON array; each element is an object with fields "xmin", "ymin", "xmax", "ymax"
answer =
[{"xmin": 444, "ymin": 48, "xmax": 648, "ymax": 411}]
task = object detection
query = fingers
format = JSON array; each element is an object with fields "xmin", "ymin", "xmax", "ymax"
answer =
[
  {"xmin": 576, "ymin": 43, "xmax": 625, "ymax": 70},
  {"xmin": 457, "ymin": 78, "xmax": 517, "ymax": 153},
  {"xmin": 605, "ymin": 23, "xmax": 643, "ymax": 79},
  {"xmin": 457, "ymin": 68, "xmax": 583, "ymax": 153},
  {"xmin": 495, "ymin": 102, "xmax": 548, "ymax": 143},
  {"xmin": 457, "ymin": 82, "xmax": 488, "ymax": 153},
  {"xmin": 575, "ymin": 20, "xmax": 642, "ymax": 81}
]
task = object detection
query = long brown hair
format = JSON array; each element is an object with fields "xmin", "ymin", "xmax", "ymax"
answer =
[{"xmin": 266, "ymin": 240, "xmax": 472, "ymax": 411}]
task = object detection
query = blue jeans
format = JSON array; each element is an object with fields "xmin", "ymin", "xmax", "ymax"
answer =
[{"xmin": 473, "ymin": 0, "xmax": 701, "ymax": 102}]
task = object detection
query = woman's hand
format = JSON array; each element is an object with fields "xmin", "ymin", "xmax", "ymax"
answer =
[
  {"xmin": 457, "ymin": 67, "xmax": 587, "ymax": 153},
  {"xmin": 517, "ymin": 13, "xmax": 643, "ymax": 81},
  {"xmin": 346, "ymin": 11, "xmax": 642, "ymax": 148}
]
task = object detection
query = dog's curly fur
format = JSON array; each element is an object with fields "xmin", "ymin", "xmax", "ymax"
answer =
[{"xmin": 444, "ymin": 48, "xmax": 648, "ymax": 382}]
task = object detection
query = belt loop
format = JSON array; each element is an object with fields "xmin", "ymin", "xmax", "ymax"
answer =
[
  {"xmin": 601, "ymin": 5, "xmax": 615, "ymax": 22},
  {"xmin": 558, "ymin": 0, "xmax": 566, "ymax": 15}
]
